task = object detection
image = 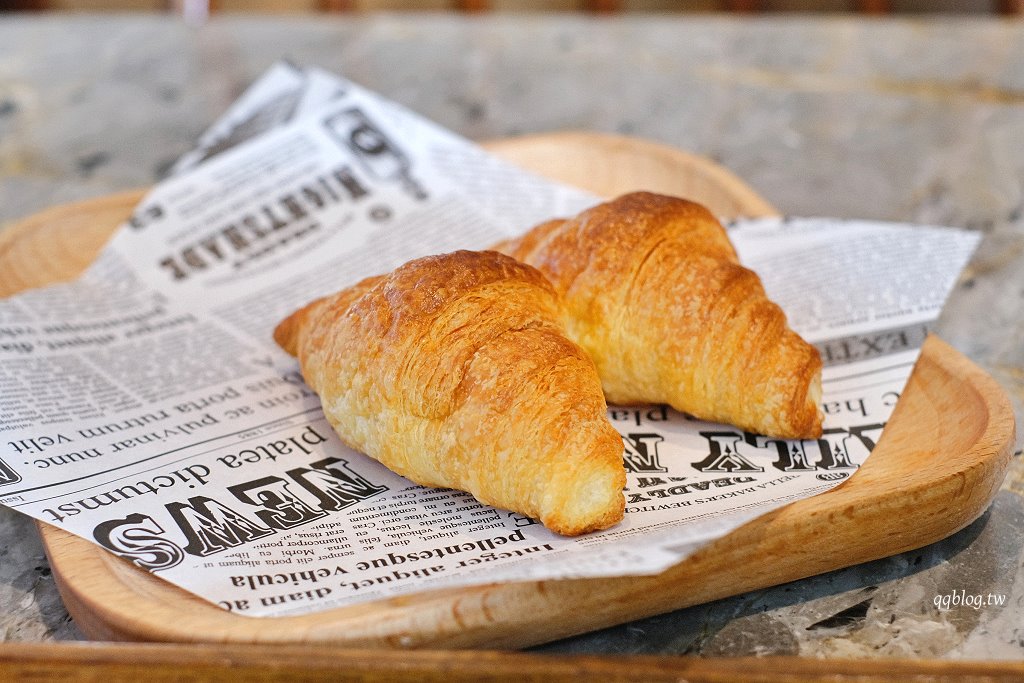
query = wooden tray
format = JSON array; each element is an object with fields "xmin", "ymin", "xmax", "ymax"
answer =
[{"xmin": 0, "ymin": 132, "xmax": 1014, "ymax": 649}]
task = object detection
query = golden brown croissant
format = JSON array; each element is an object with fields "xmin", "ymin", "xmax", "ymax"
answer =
[
  {"xmin": 493, "ymin": 192, "xmax": 823, "ymax": 439},
  {"xmin": 274, "ymin": 250, "xmax": 626, "ymax": 536}
]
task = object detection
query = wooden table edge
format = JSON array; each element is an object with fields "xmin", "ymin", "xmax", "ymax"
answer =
[{"xmin": 2, "ymin": 642, "xmax": 1024, "ymax": 682}]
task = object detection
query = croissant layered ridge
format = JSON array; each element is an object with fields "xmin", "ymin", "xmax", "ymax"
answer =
[
  {"xmin": 274, "ymin": 250, "xmax": 627, "ymax": 536},
  {"xmin": 494, "ymin": 192, "xmax": 824, "ymax": 440}
]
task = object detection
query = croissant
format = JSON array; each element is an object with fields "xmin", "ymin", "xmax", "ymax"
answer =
[
  {"xmin": 274, "ymin": 250, "xmax": 626, "ymax": 536},
  {"xmin": 494, "ymin": 192, "xmax": 823, "ymax": 439}
]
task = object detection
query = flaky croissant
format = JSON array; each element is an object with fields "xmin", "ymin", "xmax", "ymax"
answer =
[
  {"xmin": 274, "ymin": 250, "xmax": 626, "ymax": 536},
  {"xmin": 494, "ymin": 192, "xmax": 823, "ymax": 439}
]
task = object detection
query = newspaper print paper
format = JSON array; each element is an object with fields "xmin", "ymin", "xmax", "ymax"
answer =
[{"xmin": 0, "ymin": 66, "xmax": 980, "ymax": 616}]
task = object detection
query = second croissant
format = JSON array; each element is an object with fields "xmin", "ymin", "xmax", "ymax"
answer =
[{"xmin": 494, "ymin": 192, "xmax": 824, "ymax": 440}]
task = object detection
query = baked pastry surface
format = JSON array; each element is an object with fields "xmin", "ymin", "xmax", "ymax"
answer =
[
  {"xmin": 275, "ymin": 250, "xmax": 626, "ymax": 536},
  {"xmin": 494, "ymin": 192, "xmax": 823, "ymax": 439}
]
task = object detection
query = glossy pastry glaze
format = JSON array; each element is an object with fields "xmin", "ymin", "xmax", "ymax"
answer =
[
  {"xmin": 495, "ymin": 192, "xmax": 823, "ymax": 439},
  {"xmin": 275, "ymin": 250, "xmax": 626, "ymax": 536}
]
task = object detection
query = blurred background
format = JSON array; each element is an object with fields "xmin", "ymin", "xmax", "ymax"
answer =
[{"xmin": 0, "ymin": 0, "xmax": 1021, "ymax": 16}]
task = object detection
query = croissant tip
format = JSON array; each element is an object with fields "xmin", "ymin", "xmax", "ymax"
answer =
[
  {"xmin": 540, "ymin": 435, "xmax": 627, "ymax": 536},
  {"xmin": 273, "ymin": 304, "xmax": 312, "ymax": 358}
]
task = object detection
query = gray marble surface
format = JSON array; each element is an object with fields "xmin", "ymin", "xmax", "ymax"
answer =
[{"xmin": 1, "ymin": 13, "xmax": 1023, "ymax": 657}]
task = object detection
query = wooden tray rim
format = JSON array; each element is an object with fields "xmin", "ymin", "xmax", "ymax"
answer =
[{"xmin": 0, "ymin": 132, "xmax": 1013, "ymax": 649}]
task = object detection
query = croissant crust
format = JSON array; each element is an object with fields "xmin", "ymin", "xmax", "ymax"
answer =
[
  {"xmin": 275, "ymin": 250, "xmax": 626, "ymax": 536},
  {"xmin": 494, "ymin": 192, "xmax": 823, "ymax": 439}
]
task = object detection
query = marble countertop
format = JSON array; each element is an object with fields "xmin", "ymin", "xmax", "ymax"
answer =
[{"xmin": 1, "ymin": 13, "xmax": 1022, "ymax": 658}]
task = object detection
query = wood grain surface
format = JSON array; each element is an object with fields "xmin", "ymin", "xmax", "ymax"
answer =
[
  {"xmin": 0, "ymin": 132, "xmax": 1014, "ymax": 649},
  {"xmin": 3, "ymin": 642, "xmax": 1024, "ymax": 682}
]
